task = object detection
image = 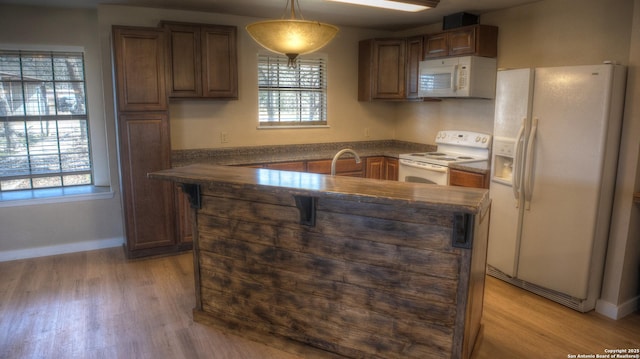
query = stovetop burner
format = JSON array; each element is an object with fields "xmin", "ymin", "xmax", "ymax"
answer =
[{"xmin": 399, "ymin": 130, "xmax": 492, "ymax": 167}]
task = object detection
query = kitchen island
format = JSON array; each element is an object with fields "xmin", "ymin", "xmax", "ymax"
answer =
[{"xmin": 149, "ymin": 164, "xmax": 491, "ymax": 359}]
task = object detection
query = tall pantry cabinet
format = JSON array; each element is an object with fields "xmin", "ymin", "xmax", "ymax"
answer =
[
  {"xmin": 112, "ymin": 23, "xmax": 238, "ymax": 258},
  {"xmin": 112, "ymin": 26, "xmax": 181, "ymax": 258}
]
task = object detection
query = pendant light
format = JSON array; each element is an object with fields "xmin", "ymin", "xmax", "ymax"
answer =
[{"xmin": 246, "ymin": 0, "xmax": 339, "ymax": 67}]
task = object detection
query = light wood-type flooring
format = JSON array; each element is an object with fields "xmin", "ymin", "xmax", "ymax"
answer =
[{"xmin": 1, "ymin": 247, "xmax": 638, "ymax": 358}]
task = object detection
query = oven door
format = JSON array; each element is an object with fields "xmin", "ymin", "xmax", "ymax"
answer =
[{"xmin": 398, "ymin": 159, "xmax": 449, "ymax": 185}]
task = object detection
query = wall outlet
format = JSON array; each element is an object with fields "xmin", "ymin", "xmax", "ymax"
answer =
[
  {"xmin": 220, "ymin": 132, "xmax": 228, "ymax": 143},
  {"xmin": 364, "ymin": 128, "xmax": 371, "ymax": 138}
]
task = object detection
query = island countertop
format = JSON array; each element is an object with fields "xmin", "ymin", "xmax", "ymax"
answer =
[{"xmin": 149, "ymin": 163, "xmax": 490, "ymax": 214}]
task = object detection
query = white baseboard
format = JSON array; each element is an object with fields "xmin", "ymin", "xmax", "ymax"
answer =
[
  {"xmin": 596, "ymin": 296, "xmax": 640, "ymax": 319},
  {"xmin": 0, "ymin": 237, "xmax": 123, "ymax": 262}
]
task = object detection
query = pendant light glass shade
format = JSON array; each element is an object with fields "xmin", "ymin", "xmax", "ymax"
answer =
[{"xmin": 246, "ymin": 0, "xmax": 339, "ymax": 66}]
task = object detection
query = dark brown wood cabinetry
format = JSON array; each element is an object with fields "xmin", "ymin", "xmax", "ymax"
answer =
[
  {"xmin": 246, "ymin": 157, "xmax": 398, "ymax": 180},
  {"xmin": 265, "ymin": 161, "xmax": 307, "ymax": 172},
  {"xmin": 358, "ymin": 38, "xmax": 406, "ymax": 101},
  {"xmin": 113, "ymin": 22, "xmax": 238, "ymax": 257},
  {"xmin": 366, "ymin": 156, "xmax": 398, "ymax": 180},
  {"xmin": 162, "ymin": 22, "xmax": 238, "ymax": 99},
  {"xmin": 424, "ymin": 25, "xmax": 498, "ymax": 59},
  {"xmin": 405, "ymin": 36, "xmax": 424, "ymax": 100},
  {"xmin": 112, "ymin": 26, "xmax": 179, "ymax": 258},
  {"xmin": 449, "ymin": 168, "xmax": 489, "ymax": 189},
  {"xmin": 113, "ymin": 27, "xmax": 168, "ymax": 112},
  {"xmin": 307, "ymin": 158, "xmax": 364, "ymax": 177},
  {"xmin": 114, "ymin": 110, "xmax": 178, "ymax": 255}
]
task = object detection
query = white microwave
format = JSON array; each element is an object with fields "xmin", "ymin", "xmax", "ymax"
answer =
[{"xmin": 418, "ymin": 56, "xmax": 497, "ymax": 99}]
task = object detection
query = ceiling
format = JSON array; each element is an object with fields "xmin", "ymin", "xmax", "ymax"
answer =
[{"xmin": 0, "ymin": 0, "xmax": 540, "ymax": 30}]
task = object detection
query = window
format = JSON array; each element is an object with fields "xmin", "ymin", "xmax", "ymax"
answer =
[
  {"xmin": 0, "ymin": 50, "xmax": 92, "ymax": 192},
  {"xmin": 257, "ymin": 54, "xmax": 328, "ymax": 127}
]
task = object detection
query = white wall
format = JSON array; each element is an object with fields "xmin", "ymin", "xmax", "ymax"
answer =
[{"xmin": 0, "ymin": 5, "xmax": 124, "ymax": 258}]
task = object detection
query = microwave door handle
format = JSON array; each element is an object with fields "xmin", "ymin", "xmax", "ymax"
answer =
[{"xmin": 452, "ymin": 65, "xmax": 459, "ymax": 92}]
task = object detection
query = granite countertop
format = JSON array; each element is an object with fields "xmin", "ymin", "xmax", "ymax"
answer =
[
  {"xmin": 150, "ymin": 163, "xmax": 490, "ymax": 214},
  {"xmin": 171, "ymin": 140, "xmax": 435, "ymax": 167},
  {"xmin": 172, "ymin": 140, "xmax": 492, "ymax": 175}
]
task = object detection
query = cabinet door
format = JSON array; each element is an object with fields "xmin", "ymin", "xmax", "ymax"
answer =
[
  {"xmin": 424, "ymin": 32, "xmax": 448, "ymax": 58},
  {"xmin": 365, "ymin": 157, "xmax": 385, "ymax": 179},
  {"xmin": 307, "ymin": 159, "xmax": 364, "ymax": 177},
  {"xmin": 117, "ymin": 112, "xmax": 176, "ymax": 252},
  {"xmin": 112, "ymin": 27, "xmax": 167, "ymax": 111},
  {"xmin": 448, "ymin": 27, "xmax": 476, "ymax": 56},
  {"xmin": 201, "ymin": 25, "xmax": 238, "ymax": 98},
  {"xmin": 405, "ymin": 36, "xmax": 424, "ymax": 99},
  {"xmin": 384, "ymin": 158, "xmax": 399, "ymax": 181},
  {"xmin": 165, "ymin": 24, "xmax": 202, "ymax": 97},
  {"xmin": 372, "ymin": 39, "xmax": 406, "ymax": 99}
]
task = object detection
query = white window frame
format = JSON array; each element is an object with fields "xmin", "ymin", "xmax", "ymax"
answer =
[
  {"xmin": 0, "ymin": 49, "xmax": 94, "ymax": 195},
  {"xmin": 257, "ymin": 53, "xmax": 329, "ymax": 129}
]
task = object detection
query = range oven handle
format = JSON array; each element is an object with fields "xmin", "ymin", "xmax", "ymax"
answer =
[{"xmin": 399, "ymin": 159, "xmax": 448, "ymax": 173}]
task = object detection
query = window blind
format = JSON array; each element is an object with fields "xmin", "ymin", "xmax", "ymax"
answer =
[
  {"xmin": 0, "ymin": 50, "xmax": 92, "ymax": 191},
  {"xmin": 257, "ymin": 54, "xmax": 328, "ymax": 126}
]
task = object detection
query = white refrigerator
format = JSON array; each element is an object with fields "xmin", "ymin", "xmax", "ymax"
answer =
[{"xmin": 487, "ymin": 65, "xmax": 627, "ymax": 312}]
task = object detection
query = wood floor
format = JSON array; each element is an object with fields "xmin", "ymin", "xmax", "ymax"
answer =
[{"xmin": 0, "ymin": 247, "xmax": 638, "ymax": 359}]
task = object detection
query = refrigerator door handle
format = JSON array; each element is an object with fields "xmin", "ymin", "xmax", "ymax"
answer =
[
  {"xmin": 524, "ymin": 118, "xmax": 539, "ymax": 209},
  {"xmin": 512, "ymin": 118, "xmax": 527, "ymax": 207}
]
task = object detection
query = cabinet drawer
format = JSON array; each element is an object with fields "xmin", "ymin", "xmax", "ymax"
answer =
[
  {"xmin": 449, "ymin": 168, "xmax": 488, "ymax": 189},
  {"xmin": 307, "ymin": 159, "xmax": 363, "ymax": 176},
  {"xmin": 265, "ymin": 161, "xmax": 306, "ymax": 172}
]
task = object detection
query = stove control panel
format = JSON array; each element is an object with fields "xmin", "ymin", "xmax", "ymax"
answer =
[{"xmin": 435, "ymin": 130, "xmax": 491, "ymax": 149}]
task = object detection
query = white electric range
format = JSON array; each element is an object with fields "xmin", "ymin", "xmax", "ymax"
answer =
[{"xmin": 398, "ymin": 130, "xmax": 492, "ymax": 185}]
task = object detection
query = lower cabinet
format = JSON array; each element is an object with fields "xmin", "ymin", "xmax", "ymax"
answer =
[
  {"xmin": 265, "ymin": 161, "xmax": 306, "ymax": 172},
  {"xmin": 307, "ymin": 158, "xmax": 364, "ymax": 177},
  {"xmin": 117, "ymin": 112, "xmax": 178, "ymax": 257},
  {"xmin": 449, "ymin": 168, "xmax": 489, "ymax": 189},
  {"xmin": 366, "ymin": 156, "xmax": 399, "ymax": 180}
]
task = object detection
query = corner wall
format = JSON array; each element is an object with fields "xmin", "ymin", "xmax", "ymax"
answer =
[{"xmin": 0, "ymin": 5, "xmax": 124, "ymax": 259}]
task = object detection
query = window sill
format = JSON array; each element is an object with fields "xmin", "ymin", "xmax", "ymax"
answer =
[
  {"xmin": 0, "ymin": 186, "xmax": 115, "ymax": 208},
  {"xmin": 257, "ymin": 125, "xmax": 330, "ymax": 130}
]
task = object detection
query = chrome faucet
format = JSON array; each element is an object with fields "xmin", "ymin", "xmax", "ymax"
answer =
[{"xmin": 331, "ymin": 148, "xmax": 361, "ymax": 176}]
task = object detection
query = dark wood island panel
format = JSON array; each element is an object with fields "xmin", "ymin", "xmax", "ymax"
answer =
[{"xmin": 149, "ymin": 164, "xmax": 491, "ymax": 359}]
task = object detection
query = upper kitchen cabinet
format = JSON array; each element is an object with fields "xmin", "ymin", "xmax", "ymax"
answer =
[
  {"xmin": 424, "ymin": 25, "xmax": 498, "ymax": 58},
  {"xmin": 358, "ymin": 36, "xmax": 425, "ymax": 101},
  {"xmin": 162, "ymin": 21, "xmax": 238, "ymax": 99},
  {"xmin": 405, "ymin": 36, "xmax": 424, "ymax": 100},
  {"xmin": 359, "ymin": 38, "xmax": 406, "ymax": 101},
  {"xmin": 112, "ymin": 26, "xmax": 168, "ymax": 112}
]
